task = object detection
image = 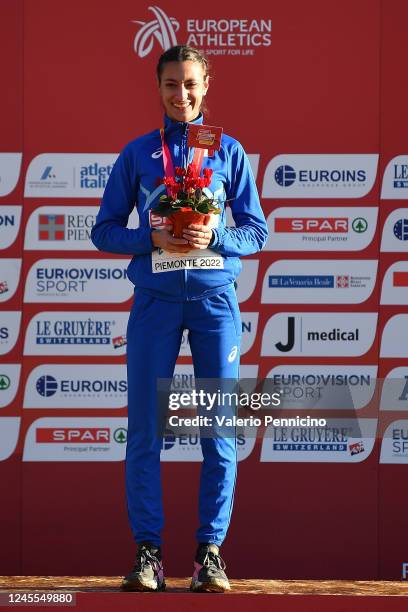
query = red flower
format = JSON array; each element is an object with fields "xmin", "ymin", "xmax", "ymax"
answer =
[
  {"xmin": 175, "ymin": 166, "xmax": 186, "ymax": 177},
  {"xmin": 203, "ymin": 168, "xmax": 213, "ymax": 179}
]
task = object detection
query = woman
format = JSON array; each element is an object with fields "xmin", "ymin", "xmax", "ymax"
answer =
[{"xmin": 91, "ymin": 45, "xmax": 268, "ymax": 593}]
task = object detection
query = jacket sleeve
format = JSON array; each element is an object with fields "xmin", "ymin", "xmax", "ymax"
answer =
[
  {"xmin": 90, "ymin": 144, "xmax": 154, "ymax": 255},
  {"xmin": 209, "ymin": 142, "xmax": 268, "ymax": 257}
]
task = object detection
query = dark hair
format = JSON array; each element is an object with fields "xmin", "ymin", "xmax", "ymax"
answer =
[{"xmin": 156, "ymin": 45, "xmax": 210, "ymax": 84}]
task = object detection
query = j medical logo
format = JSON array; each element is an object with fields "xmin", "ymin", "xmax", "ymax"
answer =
[
  {"xmin": 0, "ymin": 153, "xmax": 22, "ymax": 197},
  {"xmin": 0, "ymin": 365, "xmax": 21, "ymax": 409},
  {"xmin": 381, "ymin": 261, "xmax": 408, "ymax": 305},
  {"xmin": 0, "ymin": 417, "xmax": 20, "ymax": 461},
  {"xmin": 132, "ymin": 6, "xmax": 271, "ymax": 59},
  {"xmin": 24, "ymin": 259, "xmax": 132, "ymax": 303},
  {"xmin": 381, "ymin": 156, "xmax": 408, "ymax": 199},
  {"xmin": 380, "ymin": 421, "xmax": 408, "ymax": 464},
  {"xmin": 0, "ymin": 206, "xmax": 22, "ymax": 250},
  {"xmin": 0, "ymin": 259, "xmax": 21, "ymax": 303},
  {"xmin": 267, "ymin": 365, "xmax": 378, "ymax": 410},
  {"xmin": 0, "ymin": 312, "xmax": 21, "ymax": 356},
  {"xmin": 24, "ymin": 312, "xmax": 129, "ymax": 356},
  {"xmin": 265, "ymin": 207, "xmax": 377, "ymax": 251},
  {"xmin": 262, "ymin": 154, "xmax": 378, "ymax": 198},
  {"xmin": 25, "ymin": 154, "xmax": 117, "ymax": 198},
  {"xmin": 262, "ymin": 259, "xmax": 377, "ymax": 304},
  {"xmin": 381, "ymin": 209, "xmax": 408, "ymax": 252},
  {"xmin": 261, "ymin": 312, "xmax": 377, "ymax": 357},
  {"xmin": 23, "ymin": 417, "xmax": 128, "ymax": 461},
  {"xmin": 24, "ymin": 206, "xmax": 99, "ymax": 251},
  {"xmin": 260, "ymin": 418, "xmax": 377, "ymax": 463},
  {"xmin": 160, "ymin": 428, "xmax": 255, "ymax": 462},
  {"xmin": 381, "ymin": 314, "xmax": 408, "ymax": 358},
  {"xmin": 24, "ymin": 364, "xmax": 127, "ymax": 409},
  {"xmin": 380, "ymin": 368, "xmax": 408, "ymax": 412}
]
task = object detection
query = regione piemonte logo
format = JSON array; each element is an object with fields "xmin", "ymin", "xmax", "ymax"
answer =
[
  {"xmin": 24, "ymin": 259, "xmax": 132, "ymax": 303},
  {"xmin": 264, "ymin": 207, "xmax": 377, "ymax": 251},
  {"xmin": 0, "ymin": 206, "xmax": 22, "ymax": 251},
  {"xmin": 24, "ymin": 311, "xmax": 129, "ymax": 356},
  {"xmin": 132, "ymin": 6, "xmax": 179, "ymax": 57},
  {"xmin": 381, "ymin": 261, "xmax": 408, "ymax": 305},
  {"xmin": 261, "ymin": 259, "xmax": 377, "ymax": 304},
  {"xmin": 260, "ymin": 418, "xmax": 377, "ymax": 463},
  {"xmin": 24, "ymin": 364, "xmax": 127, "ymax": 409},
  {"xmin": 262, "ymin": 154, "xmax": 378, "ymax": 198},
  {"xmin": 24, "ymin": 206, "xmax": 98, "ymax": 251},
  {"xmin": 261, "ymin": 312, "xmax": 378, "ymax": 357}
]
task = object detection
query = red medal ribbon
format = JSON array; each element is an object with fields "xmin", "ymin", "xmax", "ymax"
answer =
[{"xmin": 160, "ymin": 127, "xmax": 205, "ymax": 180}]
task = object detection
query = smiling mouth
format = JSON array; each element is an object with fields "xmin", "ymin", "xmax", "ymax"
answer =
[{"xmin": 173, "ymin": 102, "xmax": 191, "ymax": 109}]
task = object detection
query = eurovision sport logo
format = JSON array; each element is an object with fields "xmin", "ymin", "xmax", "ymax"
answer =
[
  {"xmin": 0, "ymin": 417, "xmax": 20, "ymax": 461},
  {"xmin": 262, "ymin": 154, "xmax": 378, "ymax": 198},
  {"xmin": 24, "ymin": 154, "xmax": 117, "ymax": 198},
  {"xmin": 24, "ymin": 259, "xmax": 132, "ymax": 303},
  {"xmin": 381, "ymin": 156, "xmax": 408, "ymax": 199},
  {"xmin": 264, "ymin": 207, "xmax": 378, "ymax": 251},
  {"xmin": 381, "ymin": 261, "xmax": 408, "ymax": 305},
  {"xmin": 261, "ymin": 312, "xmax": 378, "ymax": 357},
  {"xmin": 380, "ymin": 420, "xmax": 408, "ymax": 464},
  {"xmin": 178, "ymin": 313, "xmax": 258, "ymax": 357},
  {"xmin": 23, "ymin": 417, "xmax": 128, "ymax": 462},
  {"xmin": 380, "ymin": 368, "xmax": 408, "ymax": 411},
  {"xmin": 24, "ymin": 312, "xmax": 129, "ymax": 356},
  {"xmin": 0, "ymin": 364, "xmax": 21, "ymax": 409},
  {"xmin": 24, "ymin": 364, "xmax": 127, "ymax": 409},
  {"xmin": 0, "ymin": 153, "xmax": 22, "ymax": 197},
  {"xmin": 131, "ymin": 6, "xmax": 271, "ymax": 58},
  {"xmin": 0, "ymin": 259, "xmax": 22, "ymax": 303},
  {"xmin": 266, "ymin": 365, "xmax": 378, "ymax": 410},
  {"xmin": 260, "ymin": 418, "xmax": 377, "ymax": 463},
  {"xmin": 262, "ymin": 259, "xmax": 377, "ymax": 304},
  {"xmin": 381, "ymin": 209, "xmax": 408, "ymax": 252},
  {"xmin": 0, "ymin": 312, "xmax": 21, "ymax": 356},
  {"xmin": 0, "ymin": 206, "xmax": 22, "ymax": 251}
]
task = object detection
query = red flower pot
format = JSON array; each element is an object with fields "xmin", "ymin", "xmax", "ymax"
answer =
[{"xmin": 169, "ymin": 207, "xmax": 212, "ymax": 238}]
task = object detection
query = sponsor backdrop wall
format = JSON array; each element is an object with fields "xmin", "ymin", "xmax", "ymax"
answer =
[{"xmin": 0, "ymin": 0, "xmax": 407, "ymax": 579}]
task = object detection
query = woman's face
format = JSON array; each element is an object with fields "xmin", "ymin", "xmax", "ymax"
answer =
[{"xmin": 158, "ymin": 60, "xmax": 209, "ymax": 123}]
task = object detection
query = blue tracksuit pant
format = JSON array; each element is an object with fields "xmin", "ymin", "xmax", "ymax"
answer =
[{"xmin": 125, "ymin": 285, "xmax": 241, "ymax": 547}]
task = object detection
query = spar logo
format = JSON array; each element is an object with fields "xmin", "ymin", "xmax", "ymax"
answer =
[
  {"xmin": 0, "ymin": 374, "xmax": 11, "ymax": 391},
  {"xmin": 265, "ymin": 207, "xmax": 377, "ymax": 252},
  {"xmin": 131, "ymin": 6, "xmax": 271, "ymax": 59},
  {"xmin": 132, "ymin": 6, "xmax": 179, "ymax": 57},
  {"xmin": 263, "ymin": 155, "xmax": 378, "ymax": 198},
  {"xmin": 36, "ymin": 427, "xmax": 111, "ymax": 443}
]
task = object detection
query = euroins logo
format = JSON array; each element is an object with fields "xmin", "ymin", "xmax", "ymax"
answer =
[
  {"xmin": 394, "ymin": 219, "xmax": 408, "ymax": 241},
  {"xmin": 36, "ymin": 375, "xmax": 58, "ymax": 397},
  {"xmin": 274, "ymin": 164, "xmax": 367, "ymax": 187}
]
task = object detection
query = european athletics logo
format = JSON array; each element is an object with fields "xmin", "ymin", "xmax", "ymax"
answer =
[{"xmin": 132, "ymin": 6, "xmax": 179, "ymax": 58}]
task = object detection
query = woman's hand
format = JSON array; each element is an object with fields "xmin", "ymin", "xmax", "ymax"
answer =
[
  {"xmin": 151, "ymin": 229, "xmax": 192, "ymax": 253},
  {"xmin": 182, "ymin": 223, "xmax": 213, "ymax": 250}
]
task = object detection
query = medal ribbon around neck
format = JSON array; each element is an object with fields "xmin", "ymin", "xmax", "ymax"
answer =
[{"xmin": 160, "ymin": 127, "xmax": 205, "ymax": 181}]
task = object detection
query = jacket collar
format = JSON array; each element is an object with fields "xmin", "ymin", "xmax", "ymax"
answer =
[{"xmin": 163, "ymin": 112, "xmax": 204, "ymax": 136}]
